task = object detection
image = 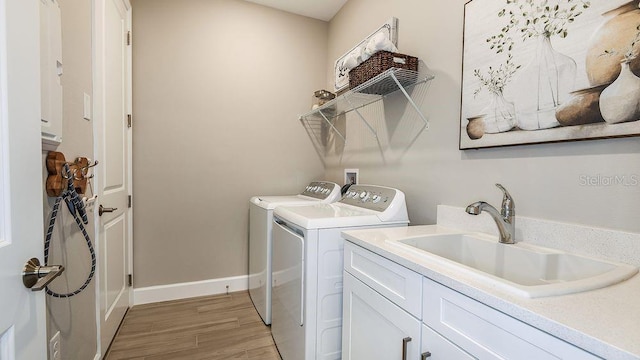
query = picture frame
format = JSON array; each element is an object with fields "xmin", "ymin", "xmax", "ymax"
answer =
[
  {"xmin": 460, "ymin": 0, "xmax": 640, "ymax": 149},
  {"xmin": 334, "ymin": 17, "xmax": 398, "ymax": 93}
]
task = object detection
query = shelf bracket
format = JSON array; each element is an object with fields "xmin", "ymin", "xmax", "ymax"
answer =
[
  {"xmin": 389, "ymin": 72, "xmax": 430, "ymax": 129},
  {"xmin": 317, "ymin": 110, "xmax": 346, "ymax": 142},
  {"xmin": 344, "ymin": 96, "xmax": 379, "ymax": 138},
  {"xmin": 346, "ymin": 96, "xmax": 387, "ymax": 163}
]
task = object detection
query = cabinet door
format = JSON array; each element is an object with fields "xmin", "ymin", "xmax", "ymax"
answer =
[
  {"xmin": 344, "ymin": 241, "xmax": 423, "ymax": 317},
  {"xmin": 423, "ymin": 278, "xmax": 601, "ymax": 360},
  {"xmin": 421, "ymin": 324, "xmax": 475, "ymax": 360},
  {"xmin": 342, "ymin": 272, "xmax": 421, "ymax": 360}
]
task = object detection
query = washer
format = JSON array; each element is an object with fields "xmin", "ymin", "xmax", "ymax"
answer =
[
  {"xmin": 271, "ymin": 185, "xmax": 409, "ymax": 360},
  {"xmin": 249, "ymin": 181, "xmax": 342, "ymax": 326}
]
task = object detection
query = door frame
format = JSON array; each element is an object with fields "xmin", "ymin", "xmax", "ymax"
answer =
[{"xmin": 92, "ymin": 0, "xmax": 133, "ymax": 356}]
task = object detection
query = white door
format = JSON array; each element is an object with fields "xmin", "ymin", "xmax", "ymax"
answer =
[
  {"xmin": 0, "ymin": 0, "xmax": 48, "ymax": 358},
  {"xmin": 94, "ymin": 0, "xmax": 132, "ymax": 355},
  {"xmin": 342, "ymin": 272, "xmax": 421, "ymax": 360}
]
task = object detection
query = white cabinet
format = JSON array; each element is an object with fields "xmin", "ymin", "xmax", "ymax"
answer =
[
  {"xmin": 343, "ymin": 241, "xmax": 602, "ymax": 360},
  {"xmin": 344, "ymin": 241, "xmax": 422, "ymax": 318},
  {"xmin": 342, "ymin": 272, "xmax": 421, "ymax": 360},
  {"xmin": 40, "ymin": 0, "xmax": 63, "ymax": 148},
  {"xmin": 422, "ymin": 277, "xmax": 600, "ymax": 360},
  {"xmin": 421, "ymin": 324, "xmax": 474, "ymax": 360}
]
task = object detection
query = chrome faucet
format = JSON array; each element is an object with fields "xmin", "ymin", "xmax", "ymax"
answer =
[{"xmin": 465, "ymin": 183, "xmax": 515, "ymax": 244}]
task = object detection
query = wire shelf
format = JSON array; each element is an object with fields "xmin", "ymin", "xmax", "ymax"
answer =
[{"xmin": 299, "ymin": 63, "xmax": 435, "ymax": 161}]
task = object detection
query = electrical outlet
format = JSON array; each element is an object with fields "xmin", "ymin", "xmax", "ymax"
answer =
[{"xmin": 49, "ymin": 331, "xmax": 61, "ymax": 360}]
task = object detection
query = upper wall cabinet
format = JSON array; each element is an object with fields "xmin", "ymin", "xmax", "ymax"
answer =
[
  {"xmin": 299, "ymin": 62, "xmax": 434, "ymax": 165},
  {"xmin": 40, "ymin": 0, "xmax": 63, "ymax": 149}
]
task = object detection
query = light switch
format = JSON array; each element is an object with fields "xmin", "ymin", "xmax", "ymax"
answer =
[{"xmin": 83, "ymin": 92, "xmax": 91, "ymax": 120}]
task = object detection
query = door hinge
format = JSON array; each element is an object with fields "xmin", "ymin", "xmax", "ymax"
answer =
[
  {"xmin": 127, "ymin": 274, "xmax": 133, "ymax": 287},
  {"xmin": 127, "ymin": 31, "xmax": 131, "ymax": 46},
  {"xmin": 128, "ymin": 195, "xmax": 132, "ymax": 208},
  {"xmin": 127, "ymin": 114, "xmax": 132, "ymax": 128}
]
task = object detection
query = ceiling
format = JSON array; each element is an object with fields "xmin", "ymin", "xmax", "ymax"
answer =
[{"xmin": 243, "ymin": 0, "xmax": 348, "ymax": 21}]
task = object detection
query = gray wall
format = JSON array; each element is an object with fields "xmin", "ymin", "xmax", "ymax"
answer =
[
  {"xmin": 324, "ymin": 0, "xmax": 640, "ymax": 234},
  {"xmin": 43, "ymin": 0, "xmax": 97, "ymax": 359},
  {"xmin": 131, "ymin": 0, "xmax": 327, "ymax": 287}
]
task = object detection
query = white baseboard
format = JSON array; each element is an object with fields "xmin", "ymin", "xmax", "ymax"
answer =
[
  {"xmin": 133, "ymin": 275, "xmax": 249, "ymax": 306},
  {"xmin": 94, "ymin": 353, "xmax": 101, "ymax": 360}
]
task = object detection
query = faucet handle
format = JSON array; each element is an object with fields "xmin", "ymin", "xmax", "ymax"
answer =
[{"xmin": 495, "ymin": 183, "xmax": 514, "ymax": 218}]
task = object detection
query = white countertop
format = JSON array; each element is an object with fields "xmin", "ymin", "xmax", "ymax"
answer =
[{"xmin": 341, "ymin": 225, "xmax": 640, "ymax": 360}]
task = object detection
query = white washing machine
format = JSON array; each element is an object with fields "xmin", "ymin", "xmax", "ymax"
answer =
[
  {"xmin": 271, "ymin": 185, "xmax": 409, "ymax": 360},
  {"xmin": 249, "ymin": 181, "xmax": 342, "ymax": 326}
]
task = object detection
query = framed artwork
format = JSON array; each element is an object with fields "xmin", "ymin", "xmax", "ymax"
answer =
[
  {"xmin": 334, "ymin": 17, "xmax": 398, "ymax": 93},
  {"xmin": 460, "ymin": 0, "xmax": 640, "ymax": 149}
]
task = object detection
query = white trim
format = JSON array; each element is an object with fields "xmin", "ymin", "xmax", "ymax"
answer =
[
  {"xmin": 133, "ymin": 275, "xmax": 249, "ymax": 306},
  {"xmin": 93, "ymin": 353, "xmax": 101, "ymax": 360},
  {"xmin": 125, "ymin": 4, "xmax": 133, "ymax": 308},
  {"xmin": 93, "ymin": 0, "xmax": 105, "ymax": 355},
  {"xmin": 0, "ymin": 0, "xmax": 10, "ymax": 248}
]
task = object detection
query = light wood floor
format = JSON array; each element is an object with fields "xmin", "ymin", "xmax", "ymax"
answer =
[{"xmin": 104, "ymin": 291, "xmax": 281, "ymax": 360}]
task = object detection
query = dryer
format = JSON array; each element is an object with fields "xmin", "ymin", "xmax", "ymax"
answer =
[
  {"xmin": 249, "ymin": 181, "xmax": 341, "ymax": 325},
  {"xmin": 271, "ymin": 185, "xmax": 409, "ymax": 360}
]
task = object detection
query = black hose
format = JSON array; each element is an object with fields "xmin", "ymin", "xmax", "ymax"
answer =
[{"xmin": 43, "ymin": 165, "xmax": 96, "ymax": 298}]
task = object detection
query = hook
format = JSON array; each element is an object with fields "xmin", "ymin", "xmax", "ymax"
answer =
[
  {"xmin": 82, "ymin": 160, "xmax": 99, "ymax": 171},
  {"xmin": 81, "ymin": 161, "xmax": 98, "ymax": 177},
  {"xmin": 61, "ymin": 164, "xmax": 74, "ymax": 181},
  {"xmin": 82, "ymin": 195, "xmax": 98, "ymax": 206},
  {"xmin": 73, "ymin": 167, "xmax": 84, "ymax": 181}
]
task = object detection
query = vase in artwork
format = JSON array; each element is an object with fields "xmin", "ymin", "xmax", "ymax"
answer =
[
  {"xmin": 512, "ymin": 35, "xmax": 577, "ymax": 130},
  {"xmin": 466, "ymin": 116, "xmax": 485, "ymax": 139},
  {"xmin": 600, "ymin": 59, "xmax": 640, "ymax": 124},
  {"xmin": 585, "ymin": 1, "xmax": 640, "ymax": 87},
  {"xmin": 480, "ymin": 90, "xmax": 516, "ymax": 133},
  {"xmin": 555, "ymin": 85, "xmax": 607, "ymax": 126}
]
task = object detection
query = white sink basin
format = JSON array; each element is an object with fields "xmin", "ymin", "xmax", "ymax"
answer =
[{"xmin": 388, "ymin": 233, "xmax": 638, "ymax": 298}]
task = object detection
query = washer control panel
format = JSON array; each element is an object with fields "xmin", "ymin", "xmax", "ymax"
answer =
[
  {"xmin": 301, "ymin": 181, "xmax": 339, "ymax": 200},
  {"xmin": 340, "ymin": 185, "xmax": 400, "ymax": 212}
]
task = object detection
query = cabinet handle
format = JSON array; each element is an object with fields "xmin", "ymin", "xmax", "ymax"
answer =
[
  {"xmin": 421, "ymin": 351, "xmax": 432, "ymax": 360},
  {"xmin": 402, "ymin": 337, "xmax": 411, "ymax": 360}
]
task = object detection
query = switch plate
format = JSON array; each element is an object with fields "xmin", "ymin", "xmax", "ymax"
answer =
[
  {"xmin": 83, "ymin": 92, "xmax": 91, "ymax": 120},
  {"xmin": 49, "ymin": 331, "xmax": 61, "ymax": 360}
]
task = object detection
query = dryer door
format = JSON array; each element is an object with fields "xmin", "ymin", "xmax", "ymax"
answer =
[
  {"xmin": 272, "ymin": 220, "xmax": 305, "ymax": 360},
  {"xmin": 249, "ymin": 202, "xmax": 271, "ymax": 325}
]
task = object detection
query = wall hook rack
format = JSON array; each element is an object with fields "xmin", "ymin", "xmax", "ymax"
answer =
[{"xmin": 46, "ymin": 151, "xmax": 97, "ymax": 197}]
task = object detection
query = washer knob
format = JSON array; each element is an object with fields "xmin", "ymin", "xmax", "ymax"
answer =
[{"xmin": 372, "ymin": 194, "xmax": 381, "ymax": 203}]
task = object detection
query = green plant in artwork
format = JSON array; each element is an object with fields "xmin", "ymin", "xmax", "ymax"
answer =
[
  {"xmin": 473, "ymin": 53, "xmax": 521, "ymax": 96},
  {"xmin": 487, "ymin": 0, "xmax": 591, "ymax": 53}
]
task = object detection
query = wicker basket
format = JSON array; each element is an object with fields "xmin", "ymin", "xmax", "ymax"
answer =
[{"xmin": 349, "ymin": 51, "xmax": 419, "ymax": 91}]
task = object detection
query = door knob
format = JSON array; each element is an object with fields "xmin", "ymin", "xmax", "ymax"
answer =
[
  {"xmin": 99, "ymin": 204, "xmax": 117, "ymax": 216},
  {"xmin": 22, "ymin": 258, "xmax": 65, "ymax": 291}
]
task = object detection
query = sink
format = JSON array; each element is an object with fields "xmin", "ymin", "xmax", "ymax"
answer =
[{"xmin": 388, "ymin": 233, "xmax": 638, "ymax": 298}]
